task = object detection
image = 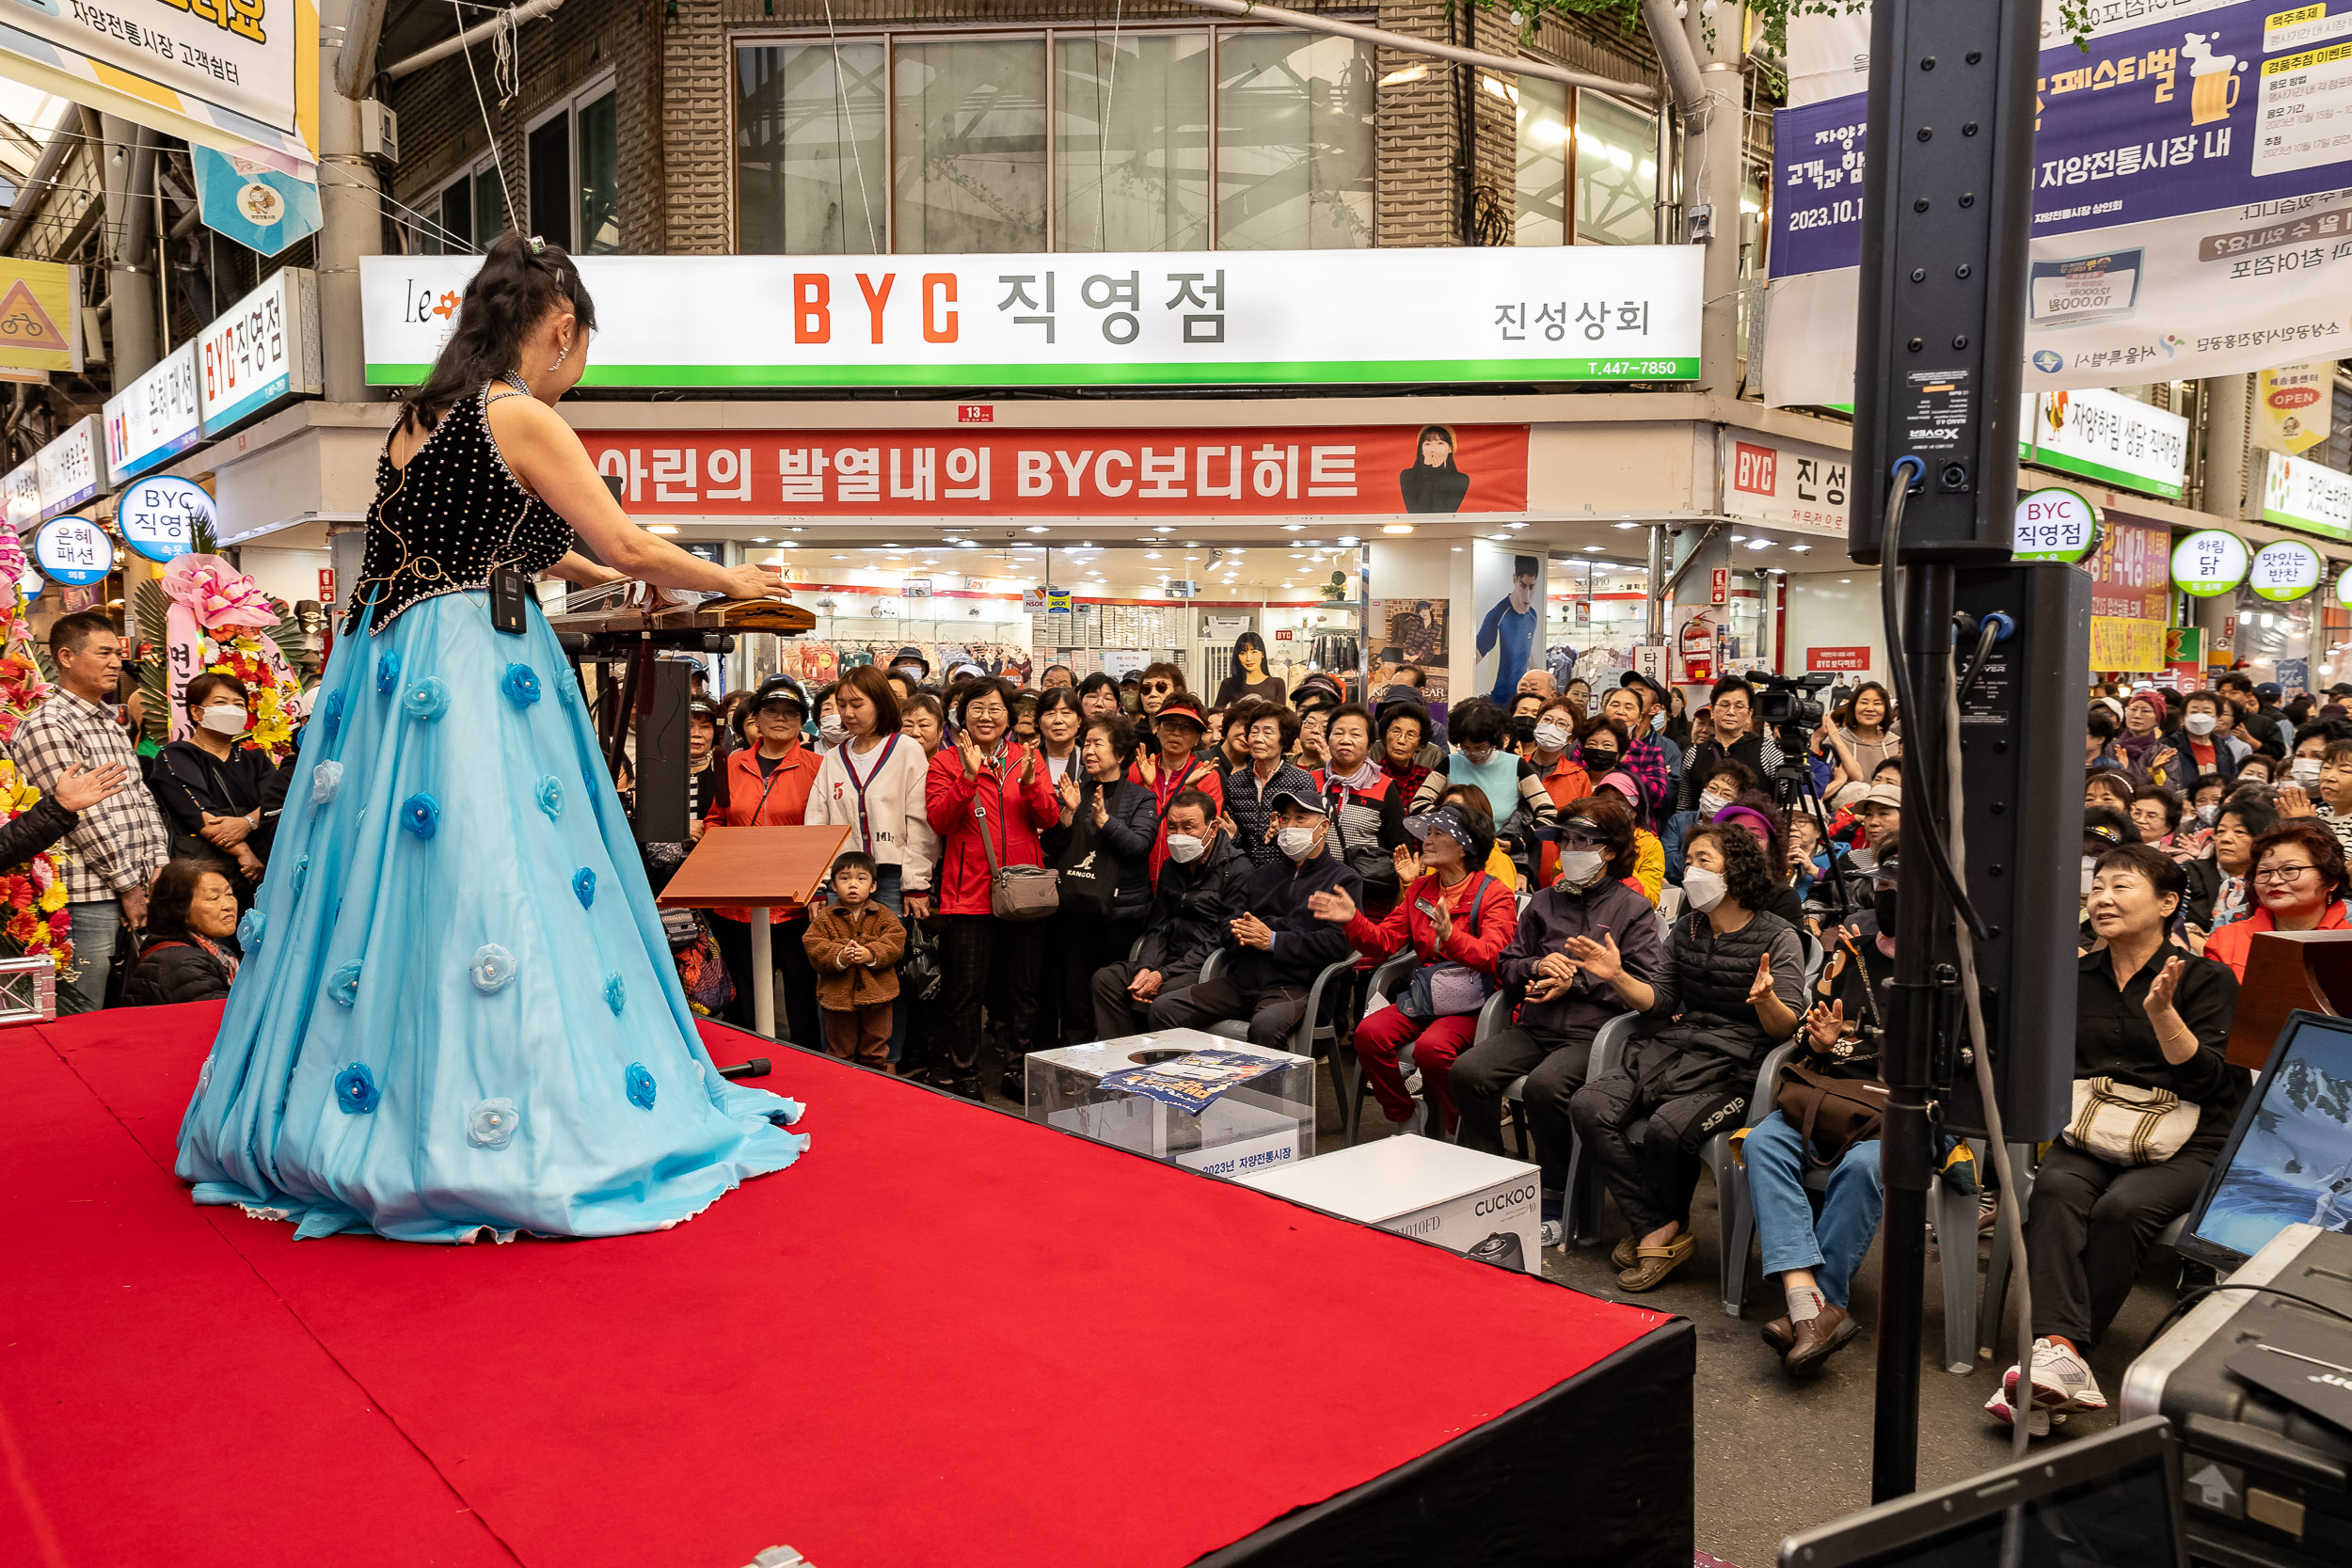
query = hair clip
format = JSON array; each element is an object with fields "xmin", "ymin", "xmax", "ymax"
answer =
[{"xmin": 527, "ymin": 235, "xmax": 547, "ymax": 255}]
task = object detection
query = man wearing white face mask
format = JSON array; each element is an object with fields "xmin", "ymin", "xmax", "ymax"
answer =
[
  {"xmin": 151, "ymin": 672, "xmax": 278, "ymax": 901},
  {"xmin": 1089, "ymin": 790, "xmax": 1248, "ymax": 1038},
  {"xmin": 1148, "ymin": 784, "xmax": 1362, "ymax": 1047},
  {"xmin": 1454, "ymin": 795, "xmax": 1664, "ymax": 1236}
]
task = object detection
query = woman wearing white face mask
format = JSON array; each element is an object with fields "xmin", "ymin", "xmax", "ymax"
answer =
[
  {"xmin": 1525, "ymin": 695, "xmax": 1592, "ymax": 888},
  {"xmin": 2163, "ymin": 689, "xmax": 2241, "ymax": 787},
  {"xmin": 1565, "ymin": 822, "xmax": 1805, "ymax": 1291},
  {"xmin": 151, "ymin": 672, "xmax": 278, "ymax": 899},
  {"xmin": 1453, "ymin": 795, "xmax": 1664, "ymax": 1235}
]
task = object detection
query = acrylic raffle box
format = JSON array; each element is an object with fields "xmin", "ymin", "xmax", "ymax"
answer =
[
  {"xmin": 1233, "ymin": 1135, "xmax": 1543, "ymax": 1274},
  {"xmin": 1024, "ymin": 1029, "xmax": 1316, "ymax": 1178}
]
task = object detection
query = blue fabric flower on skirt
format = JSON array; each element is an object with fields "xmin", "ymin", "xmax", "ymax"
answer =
[
  {"xmin": 467, "ymin": 1098, "xmax": 519, "ymax": 1148},
  {"xmin": 376, "ymin": 650, "xmax": 402, "ymax": 695},
  {"xmin": 328, "ymin": 959, "xmax": 363, "ymax": 1007},
  {"xmin": 603, "ymin": 973, "xmax": 626, "ymax": 1015},
  {"xmin": 335, "ymin": 1062, "xmax": 380, "ymax": 1115},
  {"xmin": 290, "ymin": 852, "xmax": 310, "ymax": 899},
  {"xmin": 501, "ymin": 663, "xmax": 542, "ymax": 707},
  {"xmin": 624, "ymin": 1062, "xmax": 656, "ymax": 1110},
  {"xmin": 404, "ymin": 677, "xmax": 449, "ymax": 722},
  {"xmin": 311, "ymin": 760, "xmax": 343, "ymax": 806},
  {"xmin": 236, "ymin": 908, "xmax": 264, "ymax": 951},
  {"xmin": 572, "ymin": 866, "xmax": 596, "ymax": 908},
  {"xmin": 469, "ymin": 942, "xmax": 516, "ymax": 993},
  {"xmin": 555, "ymin": 671, "xmax": 577, "ymax": 708},
  {"xmin": 535, "ymin": 775, "xmax": 564, "ymax": 820},
  {"xmin": 321, "ymin": 689, "xmax": 345, "ymax": 744},
  {"xmin": 400, "ymin": 792, "xmax": 440, "ymax": 839}
]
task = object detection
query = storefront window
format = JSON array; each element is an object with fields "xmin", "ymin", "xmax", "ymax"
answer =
[
  {"xmin": 736, "ymin": 40, "xmax": 890, "ymax": 255},
  {"xmin": 1547, "ymin": 558, "xmax": 1652, "ymax": 682},
  {"xmin": 1574, "ymin": 91, "xmax": 1658, "ymax": 246},
  {"xmin": 1054, "ymin": 32, "xmax": 1213, "ymax": 252},
  {"xmin": 474, "ymin": 164, "xmax": 509, "ymax": 245},
  {"xmin": 2234, "ymin": 588, "xmax": 2316, "ymax": 693},
  {"xmin": 1214, "ymin": 31, "xmax": 1375, "ymax": 250},
  {"xmin": 737, "ymin": 28, "xmax": 1372, "ymax": 254},
  {"xmin": 893, "ymin": 38, "xmax": 1050, "ymax": 254},
  {"xmin": 577, "ymin": 90, "xmax": 621, "ymax": 254},
  {"xmin": 1514, "ymin": 78, "xmax": 1569, "ymax": 247}
]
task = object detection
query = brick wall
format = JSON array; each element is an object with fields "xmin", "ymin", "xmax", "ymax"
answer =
[{"xmin": 387, "ymin": 0, "xmax": 1663, "ymax": 258}]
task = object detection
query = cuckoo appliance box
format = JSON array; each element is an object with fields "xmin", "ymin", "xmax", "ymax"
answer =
[
  {"xmin": 2121, "ymin": 1224, "xmax": 2352, "ymax": 1568},
  {"xmin": 1024, "ymin": 1030, "xmax": 1314, "ymax": 1178},
  {"xmin": 1233, "ymin": 1135, "xmax": 1541, "ymax": 1274}
]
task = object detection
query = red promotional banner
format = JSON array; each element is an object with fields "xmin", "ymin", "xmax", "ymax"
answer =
[{"xmin": 579, "ymin": 425, "xmax": 1529, "ymax": 518}]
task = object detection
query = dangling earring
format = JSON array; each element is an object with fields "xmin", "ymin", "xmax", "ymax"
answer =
[{"xmin": 548, "ymin": 334, "xmax": 571, "ymax": 373}]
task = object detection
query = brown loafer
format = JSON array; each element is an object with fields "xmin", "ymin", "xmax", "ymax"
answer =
[
  {"xmin": 1762, "ymin": 1316, "xmax": 1795, "ymax": 1355},
  {"xmin": 1616, "ymin": 1232, "xmax": 1695, "ymax": 1292},
  {"xmin": 1784, "ymin": 1304, "xmax": 1860, "ymax": 1376}
]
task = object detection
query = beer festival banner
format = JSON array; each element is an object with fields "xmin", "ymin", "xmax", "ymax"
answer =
[
  {"xmin": 360, "ymin": 248, "xmax": 1702, "ymax": 390},
  {"xmin": 1765, "ymin": 0, "xmax": 2352, "ymax": 404}
]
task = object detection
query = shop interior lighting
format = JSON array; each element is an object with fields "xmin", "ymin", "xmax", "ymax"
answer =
[
  {"xmin": 1506, "ymin": 521, "xmax": 1528, "ymax": 529},
  {"xmin": 1336, "ymin": 535, "xmax": 1359, "ymax": 545},
  {"xmin": 1747, "ymin": 538, "xmax": 1772, "ymax": 550},
  {"xmin": 1728, "ymin": 534, "xmax": 1746, "ymax": 542},
  {"xmin": 1382, "ymin": 523, "xmax": 1414, "ymax": 534},
  {"xmin": 1613, "ymin": 520, "xmax": 1640, "ymax": 529},
  {"xmin": 751, "ymin": 536, "xmax": 771, "ymax": 544},
  {"xmin": 1583, "ymin": 544, "xmax": 1605, "ymax": 551},
  {"xmin": 648, "ymin": 525, "xmax": 680, "ymax": 535},
  {"xmin": 1283, "ymin": 523, "xmax": 1305, "ymax": 531},
  {"xmin": 1789, "ymin": 544, "xmax": 1813, "ymax": 552},
  {"xmin": 1025, "ymin": 525, "xmax": 1050, "ymax": 534}
]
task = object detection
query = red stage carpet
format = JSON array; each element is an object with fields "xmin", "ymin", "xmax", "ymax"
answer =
[{"xmin": 5, "ymin": 1005, "xmax": 1680, "ymax": 1567}]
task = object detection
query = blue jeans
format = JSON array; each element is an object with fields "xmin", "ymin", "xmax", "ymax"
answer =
[
  {"xmin": 1743, "ymin": 1110, "xmax": 1884, "ymax": 1309},
  {"xmin": 69, "ymin": 898, "xmax": 122, "ymax": 1006}
]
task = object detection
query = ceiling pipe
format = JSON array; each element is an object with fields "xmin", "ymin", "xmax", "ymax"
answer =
[
  {"xmin": 1639, "ymin": 0, "xmax": 1708, "ymax": 119},
  {"xmin": 0, "ymin": 123, "xmax": 81, "ymax": 257},
  {"xmin": 383, "ymin": 0, "xmax": 566, "ymax": 81},
  {"xmin": 1168, "ymin": 0, "xmax": 1657, "ymax": 99},
  {"xmin": 333, "ymin": 0, "xmax": 394, "ymax": 98}
]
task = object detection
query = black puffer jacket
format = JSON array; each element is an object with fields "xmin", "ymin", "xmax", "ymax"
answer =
[
  {"xmin": 1629, "ymin": 908, "xmax": 1804, "ymax": 1099},
  {"xmin": 119, "ymin": 935, "xmax": 238, "ymax": 1006},
  {"xmin": 0, "ymin": 794, "xmax": 78, "ymax": 869},
  {"xmin": 1136, "ymin": 830, "xmax": 1250, "ymax": 977}
]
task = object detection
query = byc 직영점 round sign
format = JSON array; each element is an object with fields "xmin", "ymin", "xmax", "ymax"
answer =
[{"xmin": 115, "ymin": 475, "xmax": 213, "ymax": 563}]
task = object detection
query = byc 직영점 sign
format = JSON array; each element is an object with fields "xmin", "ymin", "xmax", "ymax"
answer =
[{"xmin": 359, "ymin": 249, "xmax": 1704, "ymax": 390}]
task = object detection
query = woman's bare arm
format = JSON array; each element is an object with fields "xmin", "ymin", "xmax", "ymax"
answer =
[{"xmin": 487, "ymin": 397, "xmax": 782, "ymax": 597}]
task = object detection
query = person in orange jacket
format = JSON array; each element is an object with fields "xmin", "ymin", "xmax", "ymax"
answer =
[
  {"xmin": 1309, "ymin": 797, "xmax": 1518, "ymax": 1136},
  {"xmin": 705, "ymin": 674, "xmax": 825, "ymax": 1043},
  {"xmin": 924, "ymin": 675, "xmax": 1061, "ymax": 1101}
]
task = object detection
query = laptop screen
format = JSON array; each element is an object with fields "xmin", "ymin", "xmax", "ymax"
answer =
[
  {"xmin": 1832, "ymin": 1455, "xmax": 2174, "ymax": 1567},
  {"xmin": 2187, "ymin": 1011, "xmax": 2352, "ymax": 1266},
  {"xmin": 1778, "ymin": 1419, "xmax": 2185, "ymax": 1568}
]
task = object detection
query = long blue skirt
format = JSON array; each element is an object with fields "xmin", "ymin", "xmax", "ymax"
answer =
[{"xmin": 174, "ymin": 590, "xmax": 808, "ymax": 1242}]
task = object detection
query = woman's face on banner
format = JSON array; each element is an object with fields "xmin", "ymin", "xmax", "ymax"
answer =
[{"xmin": 1422, "ymin": 433, "xmax": 1452, "ymax": 467}]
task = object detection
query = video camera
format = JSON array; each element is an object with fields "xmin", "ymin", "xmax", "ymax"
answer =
[{"xmin": 1754, "ymin": 669, "xmax": 1844, "ymax": 731}]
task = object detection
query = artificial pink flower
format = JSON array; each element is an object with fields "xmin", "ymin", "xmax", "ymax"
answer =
[{"xmin": 162, "ymin": 555, "xmax": 278, "ymax": 629}]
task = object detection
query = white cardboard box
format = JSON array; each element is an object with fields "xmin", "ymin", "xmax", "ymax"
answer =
[{"xmin": 1233, "ymin": 1134, "xmax": 1542, "ymax": 1273}]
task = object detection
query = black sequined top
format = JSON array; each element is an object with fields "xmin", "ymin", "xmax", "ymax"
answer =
[{"xmin": 345, "ymin": 383, "xmax": 575, "ymax": 634}]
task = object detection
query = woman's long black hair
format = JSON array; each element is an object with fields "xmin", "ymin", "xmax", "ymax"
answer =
[
  {"xmin": 1411, "ymin": 424, "xmax": 1461, "ymax": 473},
  {"xmin": 1229, "ymin": 630, "xmax": 1268, "ymax": 684},
  {"xmin": 400, "ymin": 232, "xmax": 598, "ymax": 435}
]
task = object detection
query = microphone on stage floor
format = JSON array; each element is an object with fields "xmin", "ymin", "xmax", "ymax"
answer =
[{"xmin": 718, "ymin": 1058, "xmax": 770, "ymax": 1080}]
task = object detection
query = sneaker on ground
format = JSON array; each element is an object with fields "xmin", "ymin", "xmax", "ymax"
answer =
[
  {"xmin": 1980, "ymin": 1385, "xmax": 2063, "ymax": 1437},
  {"xmin": 1539, "ymin": 1218, "xmax": 1565, "ymax": 1248},
  {"xmin": 1402, "ymin": 1068, "xmax": 1424, "ymax": 1096},
  {"xmin": 2021, "ymin": 1337, "xmax": 2108, "ymax": 1411}
]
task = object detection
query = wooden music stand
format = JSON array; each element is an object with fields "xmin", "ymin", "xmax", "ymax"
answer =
[
  {"xmin": 2225, "ymin": 928, "xmax": 2352, "ymax": 1070},
  {"xmin": 659, "ymin": 824, "xmax": 848, "ymax": 1040}
]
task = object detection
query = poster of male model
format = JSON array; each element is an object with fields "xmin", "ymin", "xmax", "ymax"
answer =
[{"xmin": 1472, "ymin": 549, "xmax": 1544, "ymax": 709}]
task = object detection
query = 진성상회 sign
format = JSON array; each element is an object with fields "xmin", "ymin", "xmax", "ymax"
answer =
[{"xmin": 360, "ymin": 249, "xmax": 1702, "ymax": 389}]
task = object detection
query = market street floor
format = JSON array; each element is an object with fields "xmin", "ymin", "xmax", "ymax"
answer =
[{"xmin": 976, "ymin": 1066, "xmax": 2188, "ymax": 1568}]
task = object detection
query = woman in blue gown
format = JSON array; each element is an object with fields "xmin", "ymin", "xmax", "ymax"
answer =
[{"xmin": 176, "ymin": 235, "xmax": 809, "ymax": 1242}]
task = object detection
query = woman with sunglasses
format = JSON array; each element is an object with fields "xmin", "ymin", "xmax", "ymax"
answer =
[{"xmin": 2201, "ymin": 818, "xmax": 2352, "ymax": 979}]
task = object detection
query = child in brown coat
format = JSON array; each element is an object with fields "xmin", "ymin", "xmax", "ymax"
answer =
[{"xmin": 802, "ymin": 850, "xmax": 906, "ymax": 1067}]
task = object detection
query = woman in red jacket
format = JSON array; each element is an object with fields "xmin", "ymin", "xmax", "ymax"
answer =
[
  {"xmin": 925, "ymin": 676, "xmax": 1061, "ymax": 1101},
  {"xmin": 1309, "ymin": 796, "xmax": 1518, "ymax": 1136}
]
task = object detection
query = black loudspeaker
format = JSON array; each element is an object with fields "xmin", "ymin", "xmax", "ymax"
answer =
[
  {"xmin": 1942, "ymin": 561, "xmax": 2092, "ymax": 1142},
  {"xmin": 632, "ymin": 657, "xmax": 691, "ymax": 844},
  {"xmin": 1847, "ymin": 0, "xmax": 2040, "ymax": 565}
]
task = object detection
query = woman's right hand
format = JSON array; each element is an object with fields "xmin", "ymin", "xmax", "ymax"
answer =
[
  {"xmin": 2278, "ymin": 784, "xmax": 2317, "ymax": 818},
  {"xmin": 1804, "ymin": 998, "xmax": 1846, "ymax": 1053},
  {"xmin": 718, "ymin": 561, "xmax": 788, "ymax": 600},
  {"xmin": 1562, "ymin": 931, "xmax": 1623, "ymax": 981},
  {"xmin": 1306, "ymin": 886, "xmax": 1358, "ymax": 925},
  {"xmin": 959, "ymin": 736, "xmax": 985, "ymax": 780},
  {"xmin": 1391, "ymin": 843, "xmax": 1422, "ymax": 883}
]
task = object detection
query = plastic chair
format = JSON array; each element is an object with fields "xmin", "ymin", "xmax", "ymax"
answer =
[
  {"xmin": 1196, "ymin": 947, "xmax": 1361, "ymax": 1107},
  {"xmin": 1562, "ymin": 1011, "xmax": 1645, "ymax": 1248},
  {"xmin": 1975, "ymin": 1144, "xmax": 2189, "ymax": 1367}
]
